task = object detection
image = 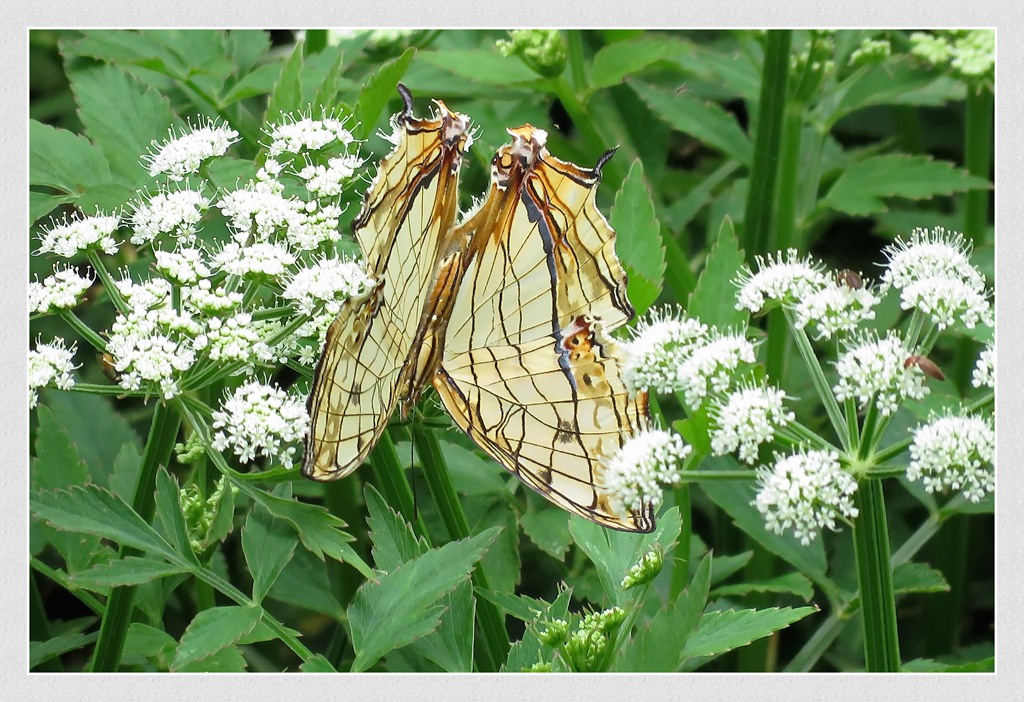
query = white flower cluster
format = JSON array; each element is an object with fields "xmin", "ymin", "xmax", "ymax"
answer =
[
  {"xmin": 154, "ymin": 246, "xmax": 212, "ymax": 285},
  {"xmin": 882, "ymin": 227, "xmax": 992, "ymax": 330},
  {"xmin": 30, "ymin": 265, "xmax": 94, "ymax": 315},
  {"xmin": 29, "ymin": 338, "xmax": 78, "ymax": 408},
  {"xmin": 622, "ymin": 307, "xmax": 708, "ymax": 394},
  {"xmin": 600, "ymin": 429, "xmax": 692, "ymax": 514},
  {"xmin": 211, "ymin": 380, "xmax": 309, "ymax": 465},
  {"xmin": 282, "ymin": 257, "xmax": 375, "ymax": 344},
  {"xmin": 104, "ymin": 277, "xmax": 202, "ymax": 398},
  {"xmin": 907, "ymin": 412, "xmax": 995, "ymax": 503},
  {"xmin": 972, "ymin": 344, "xmax": 995, "ymax": 389},
  {"xmin": 213, "ymin": 242, "xmax": 296, "ymax": 279},
  {"xmin": 676, "ymin": 331, "xmax": 758, "ymax": 408},
  {"xmin": 735, "ymin": 249, "xmax": 829, "ymax": 313},
  {"xmin": 833, "ymin": 332, "xmax": 929, "ymax": 415},
  {"xmin": 130, "ymin": 188, "xmax": 211, "ymax": 246},
  {"xmin": 298, "ymin": 154, "xmax": 364, "ymax": 197},
  {"xmin": 217, "ymin": 183, "xmax": 344, "ymax": 252},
  {"xmin": 198, "ymin": 312, "xmax": 276, "ymax": 367},
  {"xmin": 754, "ymin": 449, "xmax": 859, "ymax": 545},
  {"xmin": 792, "ymin": 278, "xmax": 879, "ymax": 340},
  {"xmin": 37, "ymin": 214, "xmax": 119, "ymax": 258},
  {"xmin": 181, "ymin": 279, "xmax": 244, "ymax": 315},
  {"xmin": 710, "ymin": 384, "xmax": 795, "ymax": 464},
  {"xmin": 144, "ymin": 120, "xmax": 239, "ymax": 180},
  {"xmin": 266, "ymin": 115, "xmax": 355, "ymax": 157}
]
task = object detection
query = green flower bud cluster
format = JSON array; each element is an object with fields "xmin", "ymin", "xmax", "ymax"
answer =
[
  {"xmin": 910, "ymin": 30, "xmax": 993, "ymax": 87},
  {"xmin": 621, "ymin": 547, "xmax": 664, "ymax": 590},
  {"xmin": 497, "ymin": 30, "xmax": 568, "ymax": 78}
]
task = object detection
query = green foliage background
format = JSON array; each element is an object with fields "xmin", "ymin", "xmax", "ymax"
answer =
[{"xmin": 29, "ymin": 29, "xmax": 994, "ymax": 673}]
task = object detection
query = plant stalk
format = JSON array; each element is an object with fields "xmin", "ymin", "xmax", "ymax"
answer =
[{"xmin": 852, "ymin": 478, "xmax": 901, "ymax": 671}]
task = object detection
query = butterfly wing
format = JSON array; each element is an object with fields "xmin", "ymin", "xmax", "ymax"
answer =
[
  {"xmin": 433, "ymin": 126, "xmax": 654, "ymax": 532},
  {"xmin": 304, "ymin": 90, "xmax": 470, "ymax": 480}
]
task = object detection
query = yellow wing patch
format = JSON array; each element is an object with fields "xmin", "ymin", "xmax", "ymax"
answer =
[{"xmin": 304, "ymin": 92, "xmax": 654, "ymax": 532}]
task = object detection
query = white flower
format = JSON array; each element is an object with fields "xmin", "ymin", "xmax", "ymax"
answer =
[
  {"xmin": 144, "ymin": 119, "xmax": 239, "ymax": 180},
  {"xmin": 198, "ymin": 312, "xmax": 275, "ymax": 367},
  {"xmin": 972, "ymin": 344, "xmax": 995, "ymax": 389},
  {"xmin": 217, "ymin": 184, "xmax": 305, "ymax": 242},
  {"xmin": 600, "ymin": 429, "xmax": 692, "ymax": 514},
  {"xmin": 907, "ymin": 412, "xmax": 994, "ymax": 503},
  {"xmin": 710, "ymin": 384, "xmax": 795, "ymax": 464},
  {"xmin": 882, "ymin": 227, "xmax": 982, "ymax": 289},
  {"xmin": 297, "ymin": 154, "xmax": 364, "ymax": 197},
  {"xmin": 130, "ymin": 188, "xmax": 210, "ymax": 245},
  {"xmin": 30, "ymin": 265, "xmax": 94, "ymax": 315},
  {"xmin": 676, "ymin": 331, "xmax": 757, "ymax": 408},
  {"xmin": 29, "ymin": 338, "xmax": 78, "ymax": 407},
  {"xmin": 282, "ymin": 257, "xmax": 375, "ymax": 340},
  {"xmin": 181, "ymin": 279, "xmax": 244, "ymax": 315},
  {"xmin": 621, "ymin": 306, "xmax": 708, "ymax": 394},
  {"xmin": 211, "ymin": 380, "xmax": 309, "ymax": 465},
  {"xmin": 735, "ymin": 249, "xmax": 830, "ymax": 313},
  {"xmin": 153, "ymin": 246, "xmax": 211, "ymax": 286},
  {"xmin": 213, "ymin": 242, "xmax": 296, "ymax": 279},
  {"xmin": 833, "ymin": 332, "xmax": 928, "ymax": 415},
  {"xmin": 285, "ymin": 202, "xmax": 345, "ymax": 251},
  {"xmin": 792, "ymin": 279, "xmax": 879, "ymax": 339},
  {"xmin": 104, "ymin": 277, "xmax": 202, "ymax": 398},
  {"xmin": 754, "ymin": 448, "xmax": 859, "ymax": 546},
  {"xmin": 37, "ymin": 214, "xmax": 120, "ymax": 258},
  {"xmin": 266, "ymin": 115, "xmax": 355, "ymax": 157},
  {"xmin": 899, "ymin": 275, "xmax": 992, "ymax": 330}
]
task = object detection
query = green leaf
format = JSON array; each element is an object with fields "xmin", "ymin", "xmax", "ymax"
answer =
[
  {"xmin": 242, "ymin": 501, "xmax": 297, "ymax": 604},
  {"xmin": 31, "ymin": 484, "xmax": 177, "ymax": 561},
  {"xmin": 825, "ymin": 154, "xmax": 990, "ymax": 216},
  {"xmin": 617, "ymin": 551, "xmax": 712, "ymax": 671},
  {"xmin": 630, "ymin": 80, "xmax": 753, "ymax": 166},
  {"xmin": 30, "ymin": 192, "xmax": 75, "ymax": 223},
  {"xmin": 177, "ymin": 645, "xmax": 248, "ymax": 672},
  {"xmin": 204, "ymin": 476, "xmax": 236, "ymax": 547},
  {"xmin": 267, "ymin": 547, "xmax": 345, "ymax": 620},
  {"xmin": 45, "ymin": 391, "xmax": 142, "ymax": 489},
  {"xmin": 712, "ymin": 571, "xmax": 815, "ymax": 601},
  {"xmin": 223, "ymin": 63, "xmax": 283, "ymax": 104},
  {"xmin": 30, "ymin": 120, "xmax": 111, "ymax": 194},
  {"xmin": 709, "ymin": 550, "xmax": 754, "ymax": 585},
  {"xmin": 420, "ymin": 49, "xmax": 538, "ymax": 86},
  {"xmin": 347, "ymin": 527, "xmax": 499, "ymax": 672},
  {"xmin": 76, "ymin": 182, "xmax": 139, "ymax": 214},
  {"xmin": 365, "ymin": 483, "xmax": 427, "ymax": 572},
  {"xmin": 300, "ymin": 654, "xmax": 338, "ymax": 672},
  {"xmin": 264, "ymin": 40, "xmax": 304, "ymax": 125},
  {"xmin": 682, "ymin": 606, "xmax": 818, "ymax": 662},
  {"xmin": 69, "ymin": 65, "xmax": 178, "ymax": 185},
  {"xmin": 313, "ymin": 46, "xmax": 347, "ymax": 108},
  {"xmin": 108, "ymin": 441, "xmax": 142, "ymax": 503},
  {"xmin": 589, "ymin": 36, "xmax": 691, "ymax": 92},
  {"xmin": 610, "ymin": 158, "xmax": 666, "ymax": 316},
  {"xmin": 502, "ymin": 586, "xmax": 573, "ymax": 672},
  {"xmin": 892, "ymin": 561, "xmax": 950, "ymax": 595},
  {"xmin": 71, "ymin": 556, "xmax": 187, "ymax": 590},
  {"xmin": 154, "ymin": 467, "xmax": 199, "ymax": 564},
  {"xmin": 688, "ymin": 216, "xmax": 748, "ymax": 329},
  {"xmin": 410, "ymin": 580, "xmax": 476, "ymax": 672},
  {"xmin": 474, "ymin": 588, "xmax": 555, "ymax": 623},
  {"xmin": 354, "ymin": 47, "xmax": 415, "ymax": 140},
  {"xmin": 520, "ymin": 507, "xmax": 571, "ymax": 560},
  {"xmin": 171, "ymin": 605, "xmax": 263, "ymax": 671},
  {"xmin": 30, "ymin": 631, "xmax": 98, "ymax": 669},
  {"xmin": 569, "ymin": 506, "xmax": 681, "ymax": 606},
  {"xmin": 123, "ymin": 623, "xmax": 177, "ymax": 668}
]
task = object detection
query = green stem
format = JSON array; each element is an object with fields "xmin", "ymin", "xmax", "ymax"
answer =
[
  {"xmin": 86, "ymin": 250, "xmax": 130, "ymax": 316},
  {"xmin": 858, "ymin": 403, "xmax": 880, "ymax": 460},
  {"xmin": 566, "ymin": 30, "xmax": 588, "ymax": 91},
  {"xmin": 872, "ymin": 438, "xmax": 912, "ymax": 465},
  {"xmin": 91, "ymin": 401, "xmax": 182, "ymax": 671},
  {"xmin": 59, "ymin": 310, "xmax": 107, "ymax": 352},
  {"xmin": 549, "ymin": 76, "xmax": 626, "ymax": 187},
  {"xmin": 411, "ymin": 427, "xmax": 510, "ymax": 672},
  {"xmin": 68, "ymin": 383, "xmax": 144, "ymax": 397},
  {"xmin": 368, "ymin": 431, "xmax": 430, "ymax": 538},
  {"xmin": 852, "ymin": 478, "xmax": 901, "ymax": 672},
  {"xmin": 30, "ymin": 557, "xmax": 104, "ymax": 616},
  {"xmin": 963, "ymin": 85, "xmax": 993, "ymax": 247},
  {"xmin": 786, "ymin": 310, "xmax": 849, "ymax": 451},
  {"xmin": 773, "ymin": 103, "xmax": 804, "ymax": 252},
  {"xmin": 742, "ymin": 29, "xmax": 791, "ymax": 256}
]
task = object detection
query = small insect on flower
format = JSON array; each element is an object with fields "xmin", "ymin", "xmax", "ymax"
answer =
[
  {"xmin": 29, "ymin": 338, "xmax": 79, "ymax": 407},
  {"xmin": 792, "ymin": 278, "xmax": 880, "ymax": 340},
  {"xmin": 144, "ymin": 118, "xmax": 239, "ymax": 181},
  {"xmin": 833, "ymin": 332, "xmax": 929, "ymax": 416},
  {"xmin": 907, "ymin": 411, "xmax": 994, "ymax": 503},
  {"xmin": 904, "ymin": 355, "xmax": 946, "ymax": 381},
  {"xmin": 600, "ymin": 429, "xmax": 692, "ymax": 514}
]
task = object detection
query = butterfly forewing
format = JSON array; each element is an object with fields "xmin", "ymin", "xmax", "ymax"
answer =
[{"xmin": 303, "ymin": 95, "xmax": 470, "ymax": 480}]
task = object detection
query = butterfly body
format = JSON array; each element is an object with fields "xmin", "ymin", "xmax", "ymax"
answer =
[{"xmin": 304, "ymin": 87, "xmax": 654, "ymax": 532}]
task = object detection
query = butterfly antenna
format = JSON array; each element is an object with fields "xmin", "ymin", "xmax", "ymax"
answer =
[{"xmin": 397, "ymin": 83, "xmax": 415, "ymax": 118}]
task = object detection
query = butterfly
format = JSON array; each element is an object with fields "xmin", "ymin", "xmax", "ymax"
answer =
[{"xmin": 303, "ymin": 85, "xmax": 654, "ymax": 532}]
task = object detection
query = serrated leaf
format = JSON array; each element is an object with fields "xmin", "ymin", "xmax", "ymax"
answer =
[
  {"xmin": 71, "ymin": 556, "xmax": 187, "ymax": 590},
  {"xmin": 300, "ymin": 654, "xmax": 338, "ymax": 672},
  {"xmin": 313, "ymin": 46, "xmax": 346, "ymax": 108},
  {"xmin": 177, "ymin": 645, "xmax": 248, "ymax": 672},
  {"xmin": 474, "ymin": 588, "xmax": 554, "ymax": 623},
  {"xmin": 31, "ymin": 484, "xmax": 177, "ymax": 561},
  {"xmin": 69, "ymin": 65, "xmax": 178, "ymax": 185},
  {"xmin": 365, "ymin": 483, "xmax": 427, "ymax": 573},
  {"xmin": 155, "ymin": 468, "xmax": 199, "ymax": 564},
  {"xmin": 688, "ymin": 216, "xmax": 748, "ymax": 329},
  {"xmin": 65, "ymin": 29, "xmax": 180, "ymax": 74},
  {"xmin": 76, "ymin": 182, "xmax": 139, "ymax": 214},
  {"xmin": 108, "ymin": 442, "xmax": 142, "ymax": 502},
  {"xmin": 712, "ymin": 571, "xmax": 815, "ymax": 601},
  {"xmin": 420, "ymin": 49, "xmax": 538, "ymax": 86},
  {"xmin": 267, "ymin": 547, "xmax": 345, "ymax": 620},
  {"xmin": 825, "ymin": 154, "xmax": 990, "ymax": 216},
  {"xmin": 709, "ymin": 550, "xmax": 754, "ymax": 585},
  {"xmin": 502, "ymin": 586, "xmax": 573, "ymax": 672},
  {"xmin": 30, "ymin": 120, "xmax": 111, "ymax": 194},
  {"xmin": 521, "ymin": 507, "xmax": 571, "ymax": 559},
  {"xmin": 411, "ymin": 580, "xmax": 476, "ymax": 672},
  {"xmin": 204, "ymin": 477, "xmax": 235, "ymax": 547},
  {"xmin": 171, "ymin": 605, "xmax": 262, "ymax": 671},
  {"xmin": 610, "ymin": 159, "xmax": 665, "ymax": 316},
  {"xmin": 682, "ymin": 605, "xmax": 818, "ymax": 661},
  {"xmin": 892, "ymin": 561, "xmax": 950, "ymax": 595},
  {"xmin": 570, "ymin": 507, "xmax": 681, "ymax": 606},
  {"xmin": 223, "ymin": 63, "xmax": 283, "ymax": 104},
  {"xmin": 30, "ymin": 192, "xmax": 75, "ymax": 223},
  {"xmin": 123, "ymin": 623, "xmax": 177, "ymax": 668},
  {"xmin": 30, "ymin": 631, "xmax": 98, "ymax": 669},
  {"xmin": 347, "ymin": 527, "xmax": 499, "ymax": 672},
  {"xmin": 589, "ymin": 36, "xmax": 691, "ymax": 92},
  {"xmin": 631, "ymin": 80, "xmax": 753, "ymax": 166},
  {"xmin": 264, "ymin": 40, "xmax": 304, "ymax": 124},
  {"xmin": 242, "ymin": 501, "xmax": 297, "ymax": 604},
  {"xmin": 45, "ymin": 391, "xmax": 142, "ymax": 489},
  {"xmin": 354, "ymin": 47, "xmax": 415, "ymax": 140}
]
